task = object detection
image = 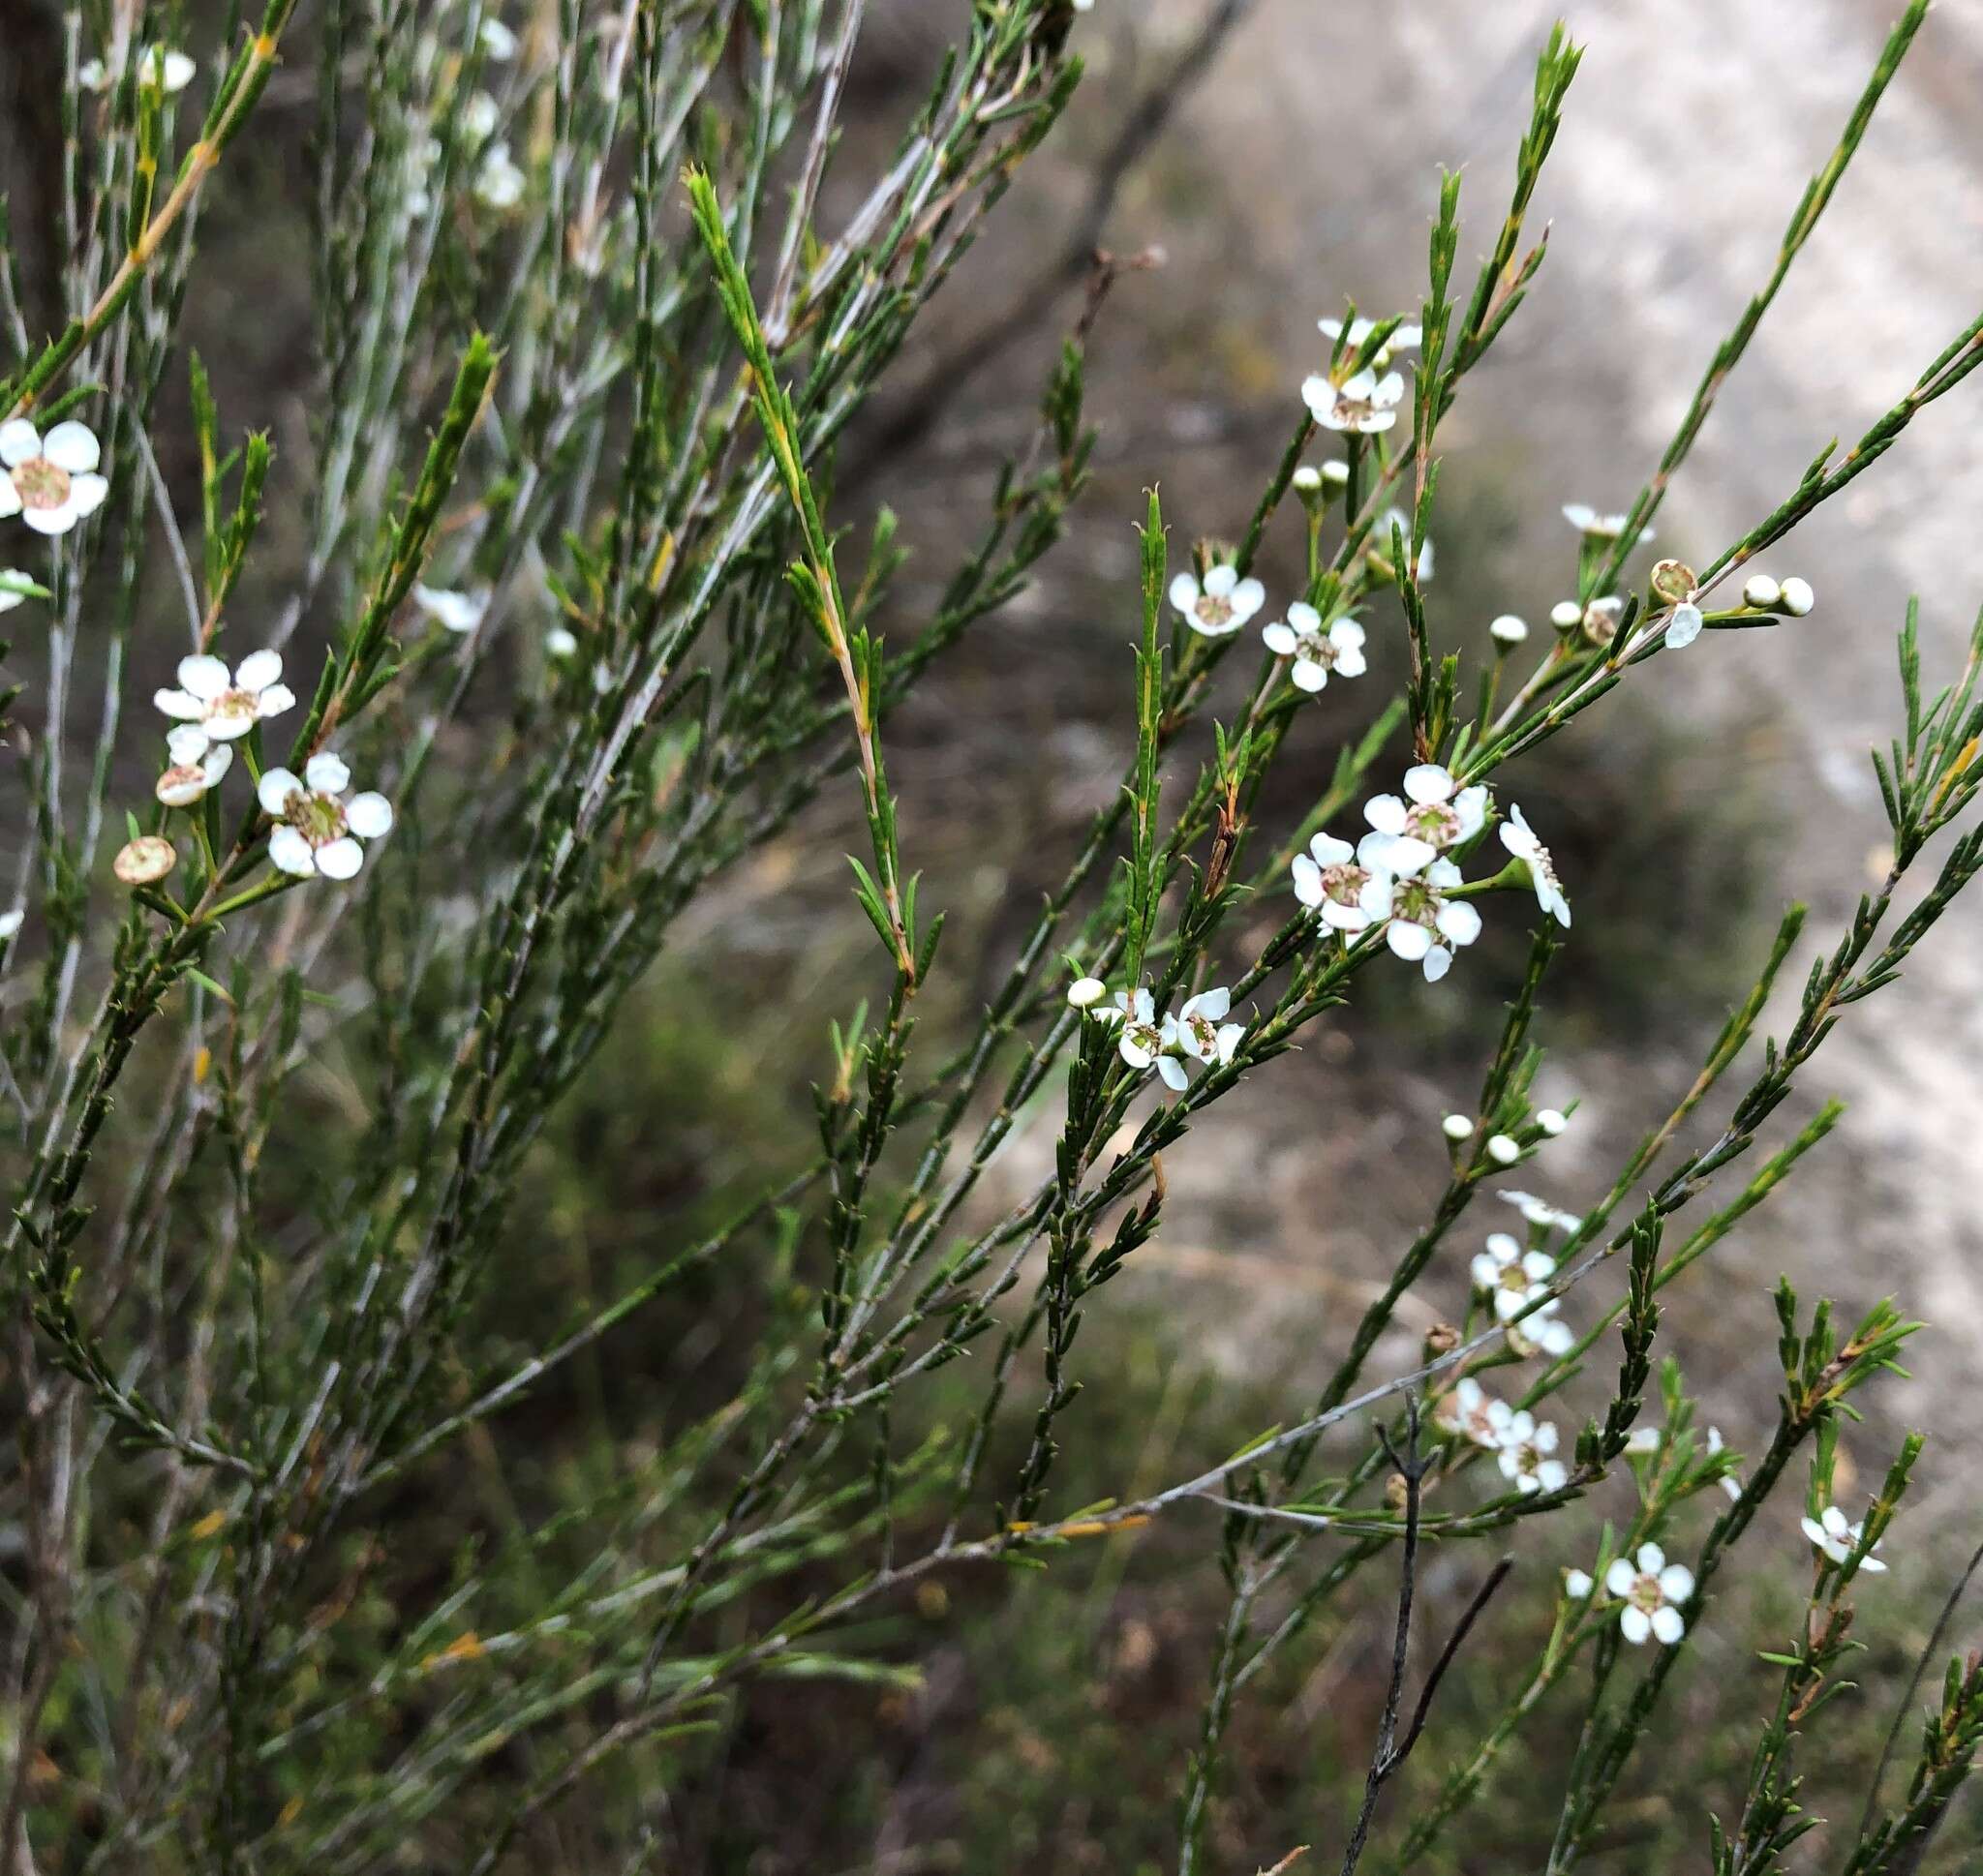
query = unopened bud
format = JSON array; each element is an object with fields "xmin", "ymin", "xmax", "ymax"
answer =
[
  {"xmin": 1320, "ymin": 460, "xmax": 1350, "ymax": 487},
  {"xmin": 1536, "ymin": 1108, "xmax": 1568, "ymax": 1135},
  {"xmin": 1550, "ymin": 599, "xmax": 1583, "ymax": 632},
  {"xmin": 1067, "ymin": 976, "xmax": 1107, "ymax": 1009},
  {"xmin": 1292, "ymin": 466, "xmax": 1323, "ymax": 494},
  {"xmin": 1779, "ymin": 576, "xmax": 1815, "ymax": 617},
  {"xmin": 1442, "ymin": 1112, "xmax": 1474, "ymax": 1140},
  {"xmin": 1742, "ymin": 573, "xmax": 1782, "ymax": 610},
  {"xmin": 1487, "ymin": 1133, "xmax": 1520, "ymax": 1165},
  {"xmin": 1489, "ymin": 613, "xmax": 1528, "ymax": 646},
  {"xmin": 1385, "ymin": 1471, "xmax": 1411, "ymax": 1511}
]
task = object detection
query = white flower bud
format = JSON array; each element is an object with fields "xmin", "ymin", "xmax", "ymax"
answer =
[
  {"xmin": 1067, "ymin": 976, "xmax": 1108, "ymax": 1009},
  {"xmin": 1549, "ymin": 600, "xmax": 1583, "ymax": 631},
  {"xmin": 1486, "ymin": 1134, "xmax": 1520, "ymax": 1165},
  {"xmin": 1442, "ymin": 1113, "xmax": 1474, "ymax": 1140},
  {"xmin": 1564, "ymin": 1568, "xmax": 1594, "ymax": 1600},
  {"xmin": 1536, "ymin": 1108, "xmax": 1568, "ymax": 1135},
  {"xmin": 1779, "ymin": 576, "xmax": 1814, "ymax": 617},
  {"xmin": 1742, "ymin": 573, "xmax": 1782, "ymax": 609},
  {"xmin": 1489, "ymin": 614, "xmax": 1528, "ymax": 645},
  {"xmin": 0, "ymin": 909, "xmax": 21, "ymax": 941},
  {"xmin": 1292, "ymin": 467, "xmax": 1322, "ymax": 493},
  {"xmin": 1320, "ymin": 460, "xmax": 1350, "ymax": 486},
  {"xmin": 546, "ymin": 627, "xmax": 579, "ymax": 659}
]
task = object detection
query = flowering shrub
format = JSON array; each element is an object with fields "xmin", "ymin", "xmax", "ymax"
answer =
[{"xmin": 3, "ymin": 2, "xmax": 1982, "ymax": 1870}]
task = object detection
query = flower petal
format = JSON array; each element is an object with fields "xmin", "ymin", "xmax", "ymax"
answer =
[
  {"xmin": 41, "ymin": 421, "xmax": 100, "ymax": 473},
  {"xmin": 234, "ymin": 648, "xmax": 283, "ymax": 692},
  {"xmin": 154, "ymin": 687, "xmax": 205, "ymax": 721},
  {"xmin": 267, "ymin": 826, "xmax": 317, "ymax": 874},
  {"xmin": 345, "ymin": 791, "xmax": 394, "ymax": 839},
  {"xmin": 1619, "ymin": 1606, "xmax": 1652, "ymax": 1646},
  {"xmin": 316, "ymin": 836, "xmax": 364, "ymax": 880},
  {"xmin": 305, "ymin": 750, "xmax": 351, "ymax": 795},
  {"xmin": 0, "ymin": 419, "xmax": 41, "ymax": 468},
  {"xmin": 177, "ymin": 654, "xmax": 231, "ymax": 701},
  {"xmin": 258, "ymin": 768, "xmax": 303, "ymax": 816}
]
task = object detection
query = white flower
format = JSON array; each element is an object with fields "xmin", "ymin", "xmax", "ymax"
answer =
[
  {"xmin": 1302, "ymin": 367, "xmax": 1405, "ymax": 435},
  {"xmin": 1318, "ymin": 314, "xmax": 1422, "ymax": 369},
  {"xmin": 0, "ymin": 419, "xmax": 109, "ymax": 536},
  {"xmin": 1486, "ymin": 1134, "xmax": 1520, "ymax": 1165},
  {"xmin": 1291, "ymin": 832, "xmax": 1391, "ymax": 935},
  {"xmin": 0, "ymin": 908, "xmax": 23, "ymax": 941},
  {"xmin": 480, "ymin": 16, "xmax": 519, "ymax": 58},
  {"xmin": 1605, "ymin": 1543, "xmax": 1693, "ymax": 1645},
  {"xmin": 1436, "ymin": 1376, "xmax": 1512, "ymax": 1450},
  {"xmin": 1496, "ymin": 1411, "xmax": 1569, "ymax": 1495},
  {"xmin": 0, "ymin": 568, "xmax": 33, "ymax": 612},
  {"xmin": 1262, "ymin": 604, "xmax": 1365, "ymax": 692},
  {"xmin": 1499, "ymin": 802, "xmax": 1571, "ymax": 927},
  {"xmin": 1096, "ymin": 987, "xmax": 1166, "ymax": 1076},
  {"xmin": 1169, "ymin": 563, "xmax": 1266, "ymax": 639},
  {"xmin": 154, "ymin": 650, "xmax": 295, "ymax": 753},
  {"xmin": 1499, "ymin": 1189, "xmax": 1581, "ymax": 1233},
  {"xmin": 1562, "ymin": 503, "xmax": 1649, "ymax": 545},
  {"xmin": 78, "ymin": 46, "xmax": 197, "ymax": 92},
  {"xmin": 1537, "ymin": 1108, "xmax": 1568, "ymax": 1136},
  {"xmin": 156, "ymin": 733, "xmax": 232, "ymax": 807},
  {"xmin": 1442, "ymin": 1113, "xmax": 1474, "ymax": 1141},
  {"xmin": 1471, "ymin": 1233, "xmax": 1573, "ymax": 1358},
  {"xmin": 412, "ymin": 585, "xmax": 489, "ymax": 635},
  {"xmin": 1665, "ymin": 603, "xmax": 1704, "ymax": 650},
  {"xmin": 1359, "ymin": 765, "xmax": 1489, "ymax": 878},
  {"xmin": 1067, "ymin": 976, "xmax": 1108, "ymax": 1010},
  {"xmin": 474, "ymin": 142, "xmax": 527, "ymax": 210},
  {"xmin": 1564, "ymin": 1567, "xmax": 1594, "ymax": 1600},
  {"xmin": 258, "ymin": 752, "xmax": 394, "ymax": 880},
  {"xmin": 1742, "ymin": 573, "xmax": 1782, "ymax": 609},
  {"xmin": 1161, "ymin": 987, "xmax": 1244, "ymax": 1090},
  {"xmin": 1489, "ymin": 613, "xmax": 1528, "ymax": 645},
  {"xmin": 1382, "ymin": 858, "xmax": 1481, "ymax": 983},
  {"xmin": 1801, "ymin": 1504, "xmax": 1887, "ymax": 1573},
  {"xmin": 1780, "ymin": 577, "xmax": 1815, "ymax": 617},
  {"xmin": 1705, "ymin": 1426, "xmax": 1743, "ymax": 1502}
]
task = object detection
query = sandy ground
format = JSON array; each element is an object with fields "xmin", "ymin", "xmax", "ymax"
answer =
[{"xmin": 826, "ymin": 0, "xmax": 1983, "ymax": 1526}]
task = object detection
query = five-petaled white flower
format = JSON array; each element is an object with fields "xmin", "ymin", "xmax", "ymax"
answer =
[
  {"xmin": 1263, "ymin": 604, "xmax": 1366, "ymax": 693},
  {"xmin": 412, "ymin": 585, "xmax": 489, "ymax": 635},
  {"xmin": 258, "ymin": 752, "xmax": 394, "ymax": 880},
  {"xmin": 1605, "ymin": 1543, "xmax": 1693, "ymax": 1645},
  {"xmin": 1162, "ymin": 988, "xmax": 1244, "ymax": 1089},
  {"xmin": 78, "ymin": 46, "xmax": 197, "ymax": 92},
  {"xmin": 1436, "ymin": 1377, "xmax": 1512, "ymax": 1450},
  {"xmin": 1499, "ymin": 1189, "xmax": 1581, "ymax": 1233},
  {"xmin": 1359, "ymin": 765, "xmax": 1489, "ymax": 878},
  {"xmin": 154, "ymin": 650, "xmax": 295, "ymax": 754},
  {"xmin": 1096, "ymin": 987, "xmax": 1166, "ymax": 1074},
  {"xmin": 0, "ymin": 419, "xmax": 109, "ymax": 535},
  {"xmin": 1499, "ymin": 803, "xmax": 1571, "ymax": 927},
  {"xmin": 1562, "ymin": 503, "xmax": 1650, "ymax": 545},
  {"xmin": 1496, "ymin": 1410, "xmax": 1569, "ymax": 1495},
  {"xmin": 1303, "ymin": 367, "xmax": 1404, "ymax": 435},
  {"xmin": 1318, "ymin": 315, "xmax": 1422, "ymax": 369},
  {"xmin": 1170, "ymin": 563, "xmax": 1265, "ymax": 639},
  {"xmin": 1801, "ymin": 1504, "xmax": 1887, "ymax": 1573},
  {"xmin": 1292, "ymin": 832, "xmax": 1391, "ymax": 935},
  {"xmin": 1383, "ymin": 858, "xmax": 1481, "ymax": 982},
  {"xmin": 156, "ymin": 729, "xmax": 232, "ymax": 807},
  {"xmin": 1472, "ymin": 1232, "xmax": 1573, "ymax": 1357}
]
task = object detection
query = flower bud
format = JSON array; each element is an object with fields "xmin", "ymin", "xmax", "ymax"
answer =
[
  {"xmin": 1581, "ymin": 596, "xmax": 1625, "ymax": 648},
  {"xmin": 1742, "ymin": 573, "xmax": 1782, "ymax": 609},
  {"xmin": 114, "ymin": 836, "xmax": 177, "ymax": 886},
  {"xmin": 1292, "ymin": 466, "xmax": 1322, "ymax": 494},
  {"xmin": 1319, "ymin": 460, "xmax": 1350, "ymax": 487},
  {"xmin": 1385, "ymin": 1471, "xmax": 1411, "ymax": 1511},
  {"xmin": 1549, "ymin": 600, "xmax": 1583, "ymax": 632},
  {"xmin": 1649, "ymin": 558, "xmax": 1696, "ymax": 606},
  {"xmin": 1442, "ymin": 1112, "xmax": 1474, "ymax": 1140},
  {"xmin": 1067, "ymin": 976, "xmax": 1108, "ymax": 1009},
  {"xmin": 1487, "ymin": 1133, "xmax": 1520, "ymax": 1165},
  {"xmin": 1489, "ymin": 613, "xmax": 1528, "ymax": 646},
  {"xmin": 1536, "ymin": 1107, "xmax": 1568, "ymax": 1135},
  {"xmin": 1779, "ymin": 576, "xmax": 1814, "ymax": 617}
]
